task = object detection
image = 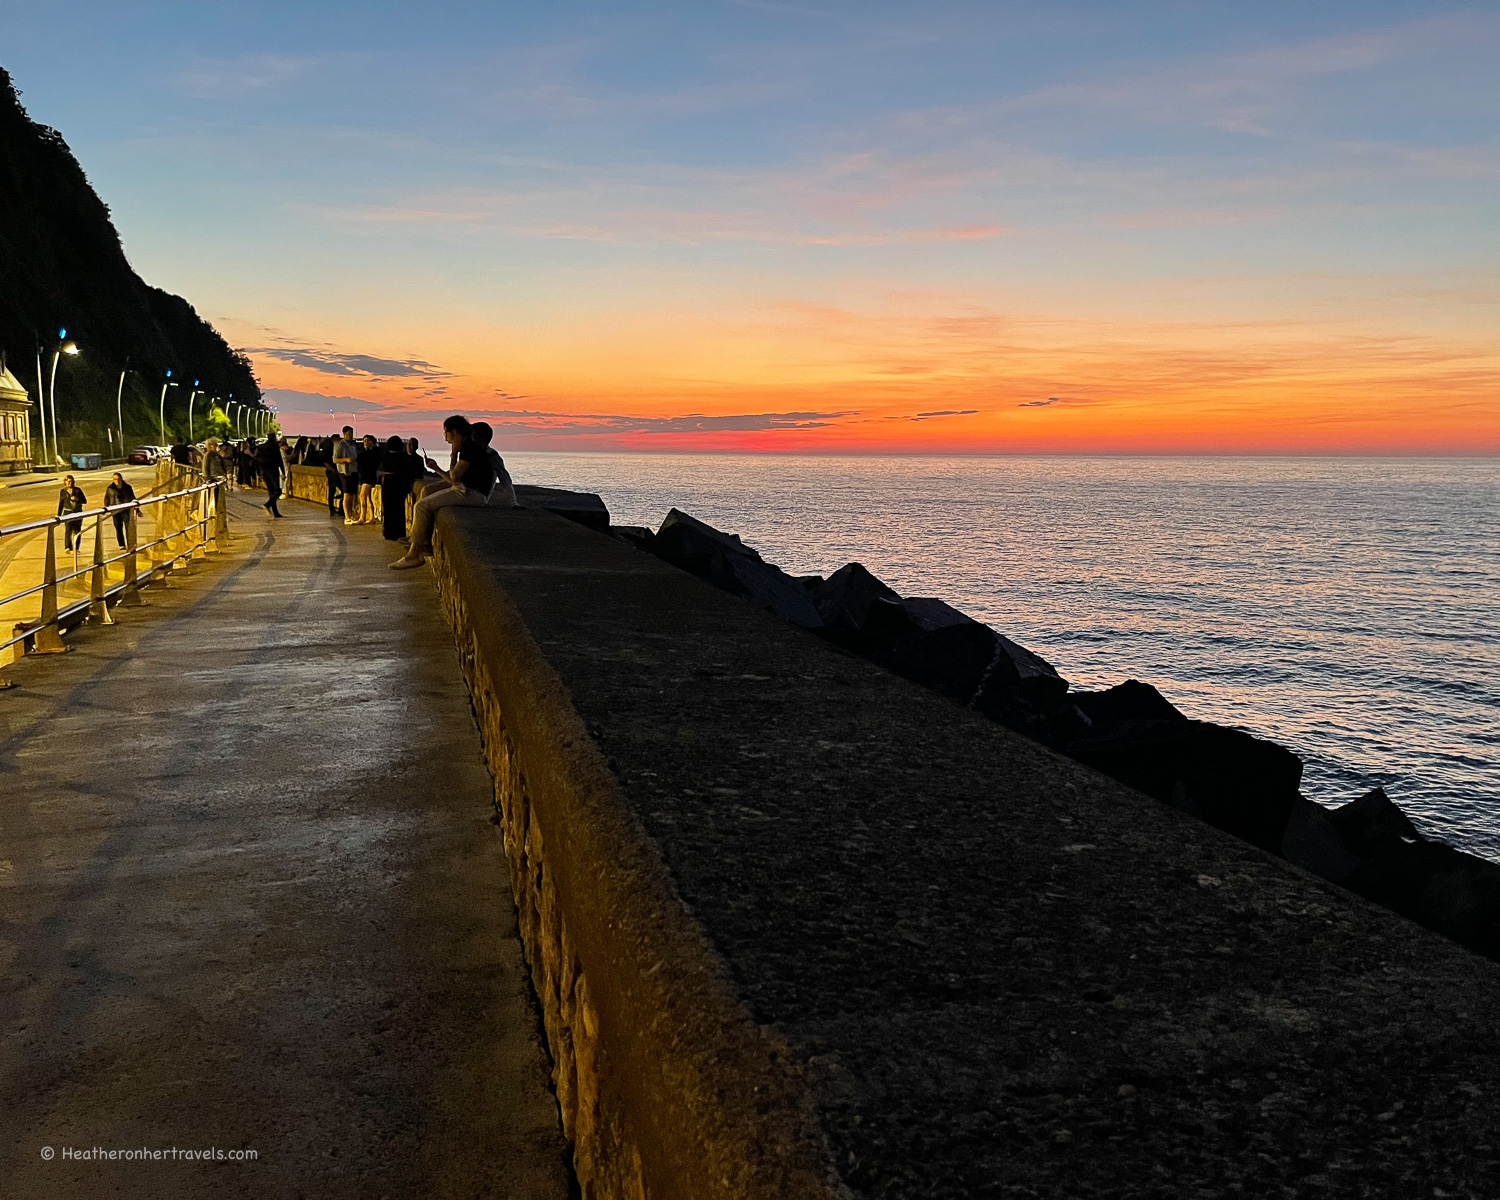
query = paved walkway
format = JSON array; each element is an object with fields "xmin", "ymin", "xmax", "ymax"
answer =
[{"xmin": 0, "ymin": 493, "xmax": 571, "ymax": 1197}]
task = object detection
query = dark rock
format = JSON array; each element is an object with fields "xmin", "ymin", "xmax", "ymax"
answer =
[
  {"xmin": 1344, "ymin": 839, "xmax": 1500, "ymax": 957},
  {"xmin": 851, "ymin": 597, "xmax": 1068, "ymax": 735},
  {"xmin": 859, "ymin": 596, "xmax": 998, "ymax": 702},
  {"xmin": 1066, "ymin": 720, "xmax": 1303, "ymax": 853},
  {"xmin": 611, "ymin": 525, "xmax": 656, "ymax": 553},
  {"xmin": 1072, "ymin": 680, "xmax": 1186, "ymax": 728},
  {"xmin": 515, "ymin": 485, "xmax": 610, "ymax": 531},
  {"xmin": 653, "ymin": 509, "xmax": 822, "ymax": 629},
  {"xmin": 1280, "ymin": 796, "xmax": 1362, "ymax": 884},
  {"xmin": 1327, "ymin": 787, "xmax": 1421, "ymax": 860},
  {"xmin": 809, "ymin": 563, "xmax": 900, "ymax": 633},
  {"xmin": 795, "ymin": 574, "xmax": 825, "ymax": 592}
]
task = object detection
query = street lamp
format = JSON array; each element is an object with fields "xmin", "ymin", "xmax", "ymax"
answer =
[
  {"xmin": 159, "ymin": 370, "xmax": 179, "ymax": 442},
  {"xmin": 187, "ymin": 379, "xmax": 200, "ymax": 443},
  {"xmin": 115, "ymin": 357, "xmax": 131, "ymax": 455},
  {"xmin": 48, "ymin": 328, "xmax": 80, "ymax": 467}
]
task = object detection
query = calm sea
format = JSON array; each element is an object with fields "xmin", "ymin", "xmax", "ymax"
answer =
[{"xmin": 507, "ymin": 453, "xmax": 1500, "ymax": 861}]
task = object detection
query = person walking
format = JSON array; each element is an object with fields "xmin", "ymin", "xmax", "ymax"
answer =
[
  {"xmin": 378, "ymin": 436, "xmax": 419, "ymax": 541},
  {"xmin": 57, "ymin": 475, "xmax": 87, "ymax": 551},
  {"xmin": 256, "ymin": 437, "xmax": 285, "ymax": 518},
  {"xmin": 389, "ymin": 415, "xmax": 494, "ymax": 569},
  {"xmin": 103, "ymin": 472, "xmax": 137, "ymax": 548}
]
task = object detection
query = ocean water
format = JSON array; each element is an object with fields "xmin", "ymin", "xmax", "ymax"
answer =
[{"xmin": 507, "ymin": 452, "xmax": 1500, "ymax": 862}]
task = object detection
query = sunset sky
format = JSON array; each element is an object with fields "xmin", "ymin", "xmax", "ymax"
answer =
[{"xmin": 5, "ymin": 1, "xmax": 1497, "ymax": 453}]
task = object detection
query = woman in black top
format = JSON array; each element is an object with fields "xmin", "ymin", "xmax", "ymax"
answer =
[
  {"xmin": 57, "ymin": 475, "xmax": 87, "ymax": 551},
  {"xmin": 378, "ymin": 436, "xmax": 419, "ymax": 541},
  {"xmin": 104, "ymin": 472, "xmax": 137, "ymax": 548},
  {"xmin": 255, "ymin": 438, "xmax": 284, "ymax": 517}
]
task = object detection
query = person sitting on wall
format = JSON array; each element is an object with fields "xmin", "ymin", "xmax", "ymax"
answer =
[
  {"xmin": 469, "ymin": 421, "xmax": 519, "ymax": 507},
  {"xmin": 104, "ymin": 472, "xmax": 137, "ymax": 548},
  {"xmin": 57, "ymin": 474, "xmax": 87, "ymax": 551},
  {"xmin": 389, "ymin": 415, "xmax": 494, "ymax": 570}
]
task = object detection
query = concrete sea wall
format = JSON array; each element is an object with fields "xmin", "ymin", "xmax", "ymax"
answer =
[{"xmin": 423, "ymin": 502, "xmax": 1500, "ymax": 1199}]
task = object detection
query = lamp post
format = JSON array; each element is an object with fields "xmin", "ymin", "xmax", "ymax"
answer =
[
  {"xmin": 159, "ymin": 370, "xmax": 178, "ymax": 443},
  {"xmin": 187, "ymin": 380, "xmax": 200, "ymax": 444},
  {"xmin": 48, "ymin": 328, "xmax": 80, "ymax": 467},
  {"xmin": 35, "ymin": 344, "xmax": 47, "ymax": 467},
  {"xmin": 115, "ymin": 358, "xmax": 131, "ymax": 454}
]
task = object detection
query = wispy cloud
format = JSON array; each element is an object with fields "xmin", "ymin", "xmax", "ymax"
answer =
[
  {"xmin": 246, "ymin": 338, "xmax": 451, "ymax": 382},
  {"xmin": 1018, "ymin": 396, "xmax": 1099, "ymax": 408},
  {"xmin": 178, "ymin": 54, "xmax": 328, "ymax": 100},
  {"xmin": 485, "ymin": 408, "xmax": 858, "ymax": 433}
]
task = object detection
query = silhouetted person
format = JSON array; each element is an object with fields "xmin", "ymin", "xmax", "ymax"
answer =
[
  {"xmin": 320, "ymin": 434, "xmax": 342, "ymax": 517},
  {"xmin": 57, "ymin": 475, "xmax": 86, "ymax": 551},
  {"xmin": 470, "ymin": 421, "xmax": 518, "ymax": 507},
  {"xmin": 104, "ymin": 472, "xmax": 137, "ymax": 548},
  {"xmin": 170, "ymin": 440, "xmax": 192, "ymax": 466},
  {"xmin": 256, "ymin": 438, "xmax": 284, "ymax": 518},
  {"xmin": 378, "ymin": 435, "xmax": 419, "ymax": 541}
]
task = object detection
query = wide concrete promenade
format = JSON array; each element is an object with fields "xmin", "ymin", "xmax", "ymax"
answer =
[{"xmin": 0, "ymin": 492, "xmax": 570, "ymax": 1197}]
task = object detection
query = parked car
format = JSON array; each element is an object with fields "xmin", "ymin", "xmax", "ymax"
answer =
[{"xmin": 127, "ymin": 446, "xmax": 158, "ymax": 465}]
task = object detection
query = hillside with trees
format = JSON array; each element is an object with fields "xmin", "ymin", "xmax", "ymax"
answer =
[{"xmin": 0, "ymin": 66, "xmax": 260, "ymax": 458}]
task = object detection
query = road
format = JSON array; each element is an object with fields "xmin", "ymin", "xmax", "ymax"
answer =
[
  {"xmin": 0, "ymin": 466, "xmax": 161, "ymax": 635},
  {"xmin": 0, "ymin": 490, "xmax": 572, "ymax": 1197}
]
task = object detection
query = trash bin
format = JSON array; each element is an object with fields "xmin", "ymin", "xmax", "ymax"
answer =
[{"xmin": 70, "ymin": 453, "xmax": 102, "ymax": 470}]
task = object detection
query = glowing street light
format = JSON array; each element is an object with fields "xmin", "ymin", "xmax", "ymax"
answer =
[
  {"xmin": 187, "ymin": 379, "xmax": 200, "ymax": 443},
  {"xmin": 48, "ymin": 328, "xmax": 80, "ymax": 467}
]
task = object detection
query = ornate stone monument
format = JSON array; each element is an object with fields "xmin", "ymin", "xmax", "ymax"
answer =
[{"xmin": 0, "ymin": 357, "xmax": 34, "ymax": 476}]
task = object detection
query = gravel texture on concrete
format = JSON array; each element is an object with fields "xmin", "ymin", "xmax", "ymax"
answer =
[
  {"xmin": 447, "ymin": 506, "xmax": 1500, "ymax": 1200},
  {"xmin": 0, "ymin": 493, "xmax": 571, "ymax": 1198}
]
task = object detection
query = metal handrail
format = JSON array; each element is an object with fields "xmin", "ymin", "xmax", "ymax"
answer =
[
  {"xmin": 0, "ymin": 472, "xmax": 229, "ymax": 663},
  {"xmin": 0, "ymin": 481, "xmax": 217, "ymax": 539}
]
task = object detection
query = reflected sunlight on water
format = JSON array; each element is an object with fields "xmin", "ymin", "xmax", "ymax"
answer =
[{"xmin": 508, "ymin": 452, "xmax": 1500, "ymax": 861}]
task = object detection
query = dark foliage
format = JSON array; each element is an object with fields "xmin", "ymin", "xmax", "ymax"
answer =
[{"xmin": 0, "ymin": 66, "xmax": 259, "ymax": 443}]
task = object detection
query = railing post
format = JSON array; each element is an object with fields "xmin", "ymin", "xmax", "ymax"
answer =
[
  {"xmin": 215, "ymin": 480, "xmax": 229, "ymax": 545},
  {"xmin": 31, "ymin": 525, "xmax": 69, "ymax": 654},
  {"xmin": 119, "ymin": 504, "xmax": 144, "ymax": 606},
  {"xmin": 88, "ymin": 514, "xmax": 115, "ymax": 625},
  {"xmin": 191, "ymin": 487, "xmax": 208, "ymax": 560}
]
